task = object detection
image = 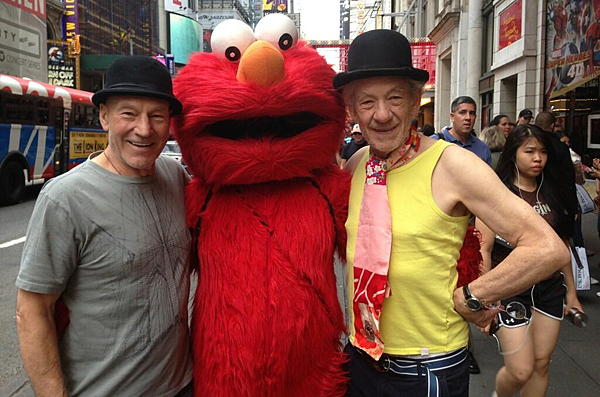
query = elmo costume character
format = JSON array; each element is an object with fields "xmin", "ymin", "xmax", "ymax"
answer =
[{"xmin": 172, "ymin": 15, "xmax": 350, "ymax": 397}]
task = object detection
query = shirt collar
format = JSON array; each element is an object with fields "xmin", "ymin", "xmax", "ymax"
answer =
[{"xmin": 444, "ymin": 128, "xmax": 475, "ymax": 147}]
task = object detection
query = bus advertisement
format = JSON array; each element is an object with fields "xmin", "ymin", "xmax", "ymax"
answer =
[{"xmin": 0, "ymin": 74, "xmax": 107, "ymax": 205}]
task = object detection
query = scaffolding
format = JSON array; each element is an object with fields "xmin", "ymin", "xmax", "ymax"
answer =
[{"xmin": 78, "ymin": 0, "xmax": 160, "ymax": 56}]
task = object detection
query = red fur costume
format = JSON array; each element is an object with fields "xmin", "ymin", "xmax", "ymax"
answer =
[{"xmin": 172, "ymin": 20, "xmax": 350, "ymax": 397}]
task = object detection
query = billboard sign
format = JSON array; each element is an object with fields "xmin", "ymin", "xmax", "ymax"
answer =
[
  {"xmin": 197, "ymin": 10, "xmax": 241, "ymax": 31},
  {"xmin": 62, "ymin": 0, "xmax": 79, "ymax": 42},
  {"xmin": 165, "ymin": 0, "xmax": 189, "ymax": 13},
  {"xmin": 48, "ymin": 43, "xmax": 75, "ymax": 87},
  {"xmin": 545, "ymin": 0, "xmax": 600, "ymax": 103},
  {"xmin": 0, "ymin": 0, "xmax": 47, "ymax": 81},
  {"xmin": 287, "ymin": 13, "xmax": 300, "ymax": 32},
  {"xmin": 166, "ymin": 54, "xmax": 175, "ymax": 75},
  {"xmin": 498, "ymin": 0, "xmax": 522, "ymax": 51},
  {"xmin": 263, "ymin": 0, "xmax": 288, "ymax": 14},
  {"xmin": 2, "ymin": 0, "xmax": 45, "ymax": 19},
  {"xmin": 169, "ymin": 13, "xmax": 202, "ymax": 64}
]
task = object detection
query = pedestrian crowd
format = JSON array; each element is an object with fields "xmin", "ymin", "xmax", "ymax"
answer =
[{"xmin": 13, "ymin": 24, "xmax": 596, "ymax": 397}]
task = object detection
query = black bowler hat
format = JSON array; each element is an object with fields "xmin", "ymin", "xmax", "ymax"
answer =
[
  {"xmin": 92, "ymin": 56, "xmax": 183, "ymax": 115},
  {"xmin": 333, "ymin": 30, "xmax": 429, "ymax": 89}
]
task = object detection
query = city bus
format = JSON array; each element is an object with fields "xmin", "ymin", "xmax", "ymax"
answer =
[{"xmin": 0, "ymin": 74, "xmax": 107, "ymax": 205}]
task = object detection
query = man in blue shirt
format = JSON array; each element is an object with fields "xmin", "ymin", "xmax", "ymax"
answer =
[
  {"xmin": 433, "ymin": 96, "xmax": 493, "ymax": 167},
  {"xmin": 433, "ymin": 96, "xmax": 492, "ymax": 375}
]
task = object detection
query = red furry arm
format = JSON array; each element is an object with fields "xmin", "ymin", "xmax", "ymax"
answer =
[
  {"xmin": 456, "ymin": 226, "xmax": 483, "ymax": 287},
  {"xmin": 311, "ymin": 165, "xmax": 351, "ymax": 261}
]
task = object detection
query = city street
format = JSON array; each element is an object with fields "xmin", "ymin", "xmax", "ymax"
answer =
[
  {"xmin": 0, "ymin": 184, "xmax": 43, "ymax": 397},
  {"xmin": 1, "ymin": 183, "xmax": 600, "ymax": 396}
]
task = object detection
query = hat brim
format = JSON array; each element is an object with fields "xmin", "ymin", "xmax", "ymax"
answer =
[
  {"xmin": 92, "ymin": 87, "xmax": 183, "ymax": 115},
  {"xmin": 333, "ymin": 67, "xmax": 430, "ymax": 89}
]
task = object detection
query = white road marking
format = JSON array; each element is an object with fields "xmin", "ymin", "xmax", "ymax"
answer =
[{"xmin": 0, "ymin": 236, "xmax": 26, "ymax": 249}]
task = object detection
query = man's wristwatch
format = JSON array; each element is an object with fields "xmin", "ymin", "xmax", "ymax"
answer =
[{"xmin": 463, "ymin": 284, "xmax": 483, "ymax": 312}]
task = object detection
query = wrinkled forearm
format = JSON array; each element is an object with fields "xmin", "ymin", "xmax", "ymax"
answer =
[
  {"xmin": 17, "ymin": 309, "xmax": 68, "ymax": 397},
  {"xmin": 468, "ymin": 237, "xmax": 569, "ymax": 306}
]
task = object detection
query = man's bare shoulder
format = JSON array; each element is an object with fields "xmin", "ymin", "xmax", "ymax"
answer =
[
  {"xmin": 344, "ymin": 146, "xmax": 369, "ymax": 174},
  {"xmin": 437, "ymin": 143, "xmax": 491, "ymax": 177},
  {"xmin": 432, "ymin": 142, "xmax": 503, "ymax": 211}
]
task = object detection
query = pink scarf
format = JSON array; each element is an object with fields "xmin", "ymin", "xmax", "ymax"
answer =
[{"xmin": 352, "ymin": 129, "xmax": 420, "ymax": 360}]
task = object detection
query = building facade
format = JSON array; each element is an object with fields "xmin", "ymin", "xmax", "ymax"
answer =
[{"xmin": 427, "ymin": 0, "xmax": 547, "ymax": 134}]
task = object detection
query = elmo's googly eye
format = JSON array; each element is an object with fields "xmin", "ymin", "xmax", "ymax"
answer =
[
  {"xmin": 211, "ymin": 20, "xmax": 256, "ymax": 62},
  {"xmin": 254, "ymin": 14, "xmax": 298, "ymax": 51}
]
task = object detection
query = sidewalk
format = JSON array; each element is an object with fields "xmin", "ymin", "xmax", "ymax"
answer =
[
  {"xmin": 4, "ymin": 215, "xmax": 600, "ymax": 397},
  {"xmin": 470, "ymin": 210, "xmax": 600, "ymax": 396}
]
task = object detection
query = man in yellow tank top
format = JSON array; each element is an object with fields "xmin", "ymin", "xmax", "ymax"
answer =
[{"xmin": 334, "ymin": 30, "xmax": 570, "ymax": 397}]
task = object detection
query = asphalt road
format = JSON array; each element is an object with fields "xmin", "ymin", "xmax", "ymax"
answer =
[{"xmin": 0, "ymin": 184, "xmax": 43, "ymax": 392}]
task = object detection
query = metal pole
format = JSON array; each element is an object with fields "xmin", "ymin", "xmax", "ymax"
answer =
[{"xmin": 397, "ymin": 0, "xmax": 416, "ymax": 34}]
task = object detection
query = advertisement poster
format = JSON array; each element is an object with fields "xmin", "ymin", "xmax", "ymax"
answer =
[
  {"xmin": 169, "ymin": 13, "xmax": 203, "ymax": 64},
  {"xmin": 263, "ymin": 0, "xmax": 288, "ymax": 14},
  {"xmin": 47, "ymin": 43, "xmax": 75, "ymax": 88},
  {"xmin": 0, "ymin": 0, "xmax": 47, "ymax": 81},
  {"xmin": 545, "ymin": 0, "xmax": 600, "ymax": 103},
  {"xmin": 70, "ymin": 131, "xmax": 108, "ymax": 159},
  {"xmin": 498, "ymin": 0, "xmax": 522, "ymax": 50}
]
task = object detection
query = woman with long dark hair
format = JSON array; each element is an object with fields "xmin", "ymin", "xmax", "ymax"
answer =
[
  {"xmin": 489, "ymin": 114, "xmax": 512, "ymax": 138},
  {"xmin": 476, "ymin": 124, "xmax": 583, "ymax": 397}
]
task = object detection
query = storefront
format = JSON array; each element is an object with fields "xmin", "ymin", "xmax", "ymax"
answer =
[{"xmin": 545, "ymin": 0, "xmax": 600, "ymax": 159}]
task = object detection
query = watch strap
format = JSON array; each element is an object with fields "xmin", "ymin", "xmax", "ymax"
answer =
[{"xmin": 463, "ymin": 284, "xmax": 472, "ymax": 300}]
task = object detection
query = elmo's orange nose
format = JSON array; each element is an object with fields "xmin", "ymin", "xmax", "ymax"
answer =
[{"xmin": 236, "ymin": 40, "xmax": 285, "ymax": 87}]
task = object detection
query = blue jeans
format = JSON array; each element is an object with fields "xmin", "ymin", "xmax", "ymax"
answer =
[{"xmin": 344, "ymin": 344, "xmax": 470, "ymax": 397}]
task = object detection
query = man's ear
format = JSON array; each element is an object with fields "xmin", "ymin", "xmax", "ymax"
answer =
[
  {"xmin": 411, "ymin": 97, "xmax": 421, "ymax": 118},
  {"xmin": 99, "ymin": 103, "xmax": 109, "ymax": 132}
]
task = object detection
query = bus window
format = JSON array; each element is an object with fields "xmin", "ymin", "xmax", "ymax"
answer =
[
  {"xmin": 22, "ymin": 98, "xmax": 35, "ymax": 123},
  {"xmin": 85, "ymin": 105, "xmax": 100, "ymax": 127},
  {"xmin": 73, "ymin": 104, "xmax": 84, "ymax": 127},
  {"xmin": 36, "ymin": 99, "xmax": 50, "ymax": 124},
  {"xmin": 4, "ymin": 95, "xmax": 21, "ymax": 122}
]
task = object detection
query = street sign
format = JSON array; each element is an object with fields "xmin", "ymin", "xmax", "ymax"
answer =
[
  {"xmin": 166, "ymin": 54, "xmax": 175, "ymax": 75},
  {"xmin": 288, "ymin": 13, "xmax": 300, "ymax": 32}
]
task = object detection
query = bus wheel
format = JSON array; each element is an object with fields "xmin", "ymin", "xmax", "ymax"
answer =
[{"xmin": 0, "ymin": 161, "xmax": 25, "ymax": 206}]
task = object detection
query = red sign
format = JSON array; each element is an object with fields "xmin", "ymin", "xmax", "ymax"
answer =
[
  {"xmin": 309, "ymin": 41, "xmax": 436, "ymax": 89},
  {"xmin": 412, "ymin": 42, "xmax": 436, "ymax": 90},
  {"xmin": 499, "ymin": 0, "xmax": 522, "ymax": 50},
  {"xmin": 1, "ymin": 0, "xmax": 46, "ymax": 20}
]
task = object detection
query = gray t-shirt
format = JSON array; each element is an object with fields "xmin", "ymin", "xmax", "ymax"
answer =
[{"xmin": 16, "ymin": 156, "xmax": 193, "ymax": 397}]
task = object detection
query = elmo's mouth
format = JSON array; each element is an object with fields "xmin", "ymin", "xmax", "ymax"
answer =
[{"xmin": 206, "ymin": 112, "xmax": 323, "ymax": 140}]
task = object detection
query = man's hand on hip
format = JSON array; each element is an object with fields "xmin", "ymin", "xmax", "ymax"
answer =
[{"xmin": 452, "ymin": 287, "xmax": 501, "ymax": 328}]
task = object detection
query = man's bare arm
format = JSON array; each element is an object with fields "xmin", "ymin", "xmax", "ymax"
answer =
[
  {"xmin": 475, "ymin": 218, "xmax": 495, "ymax": 274},
  {"xmin": 344, "ymin": 146, "xmax": 369, "ymax": 174},
  {"xmin": 433, "ymin": 147, "xmax": 570, "ymax": 324},
  {"xmin": 16, "ymin": 289, "xmax": 68, "ymax": 397}
]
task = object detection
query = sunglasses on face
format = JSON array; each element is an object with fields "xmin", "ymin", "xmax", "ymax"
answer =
[{"xmin": 352, "ymin": 132, "xmax": 362, "ymax": 136}]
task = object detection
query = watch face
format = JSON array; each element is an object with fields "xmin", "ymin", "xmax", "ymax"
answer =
[{"xmin": 466, "ymin": 299, "xmax": 482, "ymax": 311}]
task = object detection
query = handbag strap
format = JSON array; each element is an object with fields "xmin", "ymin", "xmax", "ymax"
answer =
[{"xmin": 569, "ymin": 239, "xmax": 584, "ymax": 270}]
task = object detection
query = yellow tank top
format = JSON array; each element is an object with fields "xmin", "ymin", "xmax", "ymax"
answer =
[{"xmin": 346, "ymin": 140, "xmax": 469, "ymax": 355}]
